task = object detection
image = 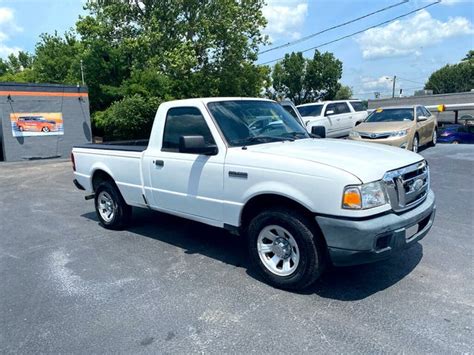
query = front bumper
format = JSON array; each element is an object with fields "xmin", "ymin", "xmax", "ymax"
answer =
[
  {"xmin": 349, "ymin": 134, "xmax": 412, "ymax": 149},
  {"xmin": 316, "ymin": 190, "xmax": 436, "ymax": 266}
]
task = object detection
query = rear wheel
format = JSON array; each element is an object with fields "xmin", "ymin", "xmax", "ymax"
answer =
[
  {"xmin": 41, "ymin": 126, "xmax": 50, "ymax": 132},
  {"xmin": 451, "ymin": 140, "xmax": 460, "ymax": 144},
  {"xmin": 94, "ymin": 181, "xmax": 131, "ymax": 230},
  {"xmin": 412, "ymin": 134, "xmax": 419, "ymax": 153},
  {"xmin": 247, "ymin": 208, "xmax": 325, "ymax": 290}
]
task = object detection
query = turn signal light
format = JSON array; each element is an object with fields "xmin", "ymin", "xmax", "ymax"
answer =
[{"xmin": 342, "ymin": 187, "xmax": 362, "ymax": 209}]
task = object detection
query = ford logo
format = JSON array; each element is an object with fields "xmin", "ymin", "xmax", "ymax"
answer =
[{"xmin": 413, "ymin": 178, "xmax": 424, "ymax": 191}]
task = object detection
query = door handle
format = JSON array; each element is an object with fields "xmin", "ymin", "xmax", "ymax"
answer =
[{"xmin": 153, "ymin": 160, "xmax": 164, "ymax": 167}]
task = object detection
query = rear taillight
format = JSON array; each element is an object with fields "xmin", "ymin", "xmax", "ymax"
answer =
[{"xmin": 71, "ymin": 152, "xmax": 76, "ymax": 171}]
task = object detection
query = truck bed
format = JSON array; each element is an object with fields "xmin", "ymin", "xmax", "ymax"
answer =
[{"xmin": 74, "ymin": 139, "xmax": 148, "ymax": 152}]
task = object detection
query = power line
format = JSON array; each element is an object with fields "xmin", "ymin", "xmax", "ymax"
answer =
[
  {"xmin": 260, "ymin": 1, "xmax": 441, "ymax": 66},
  {"xmin": 260, "ymin": 0, "xmax": 408, "ymax": 55}
]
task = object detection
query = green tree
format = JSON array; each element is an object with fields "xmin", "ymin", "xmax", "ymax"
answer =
[
  {"xmin": 425, "ymin": 51, "xmax": 474, "ymax": 94},
  {"xmin": 272, "ymin": 50, "xmax": 343, "ymax": 105},
  {"xmin": 334, "ymin": 85, "xmax": 353, "ymax": 100}
]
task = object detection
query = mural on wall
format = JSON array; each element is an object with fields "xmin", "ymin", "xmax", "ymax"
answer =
[{"xmin": 10, "ymin": 113, "xmax": 64, "ymax": 137}]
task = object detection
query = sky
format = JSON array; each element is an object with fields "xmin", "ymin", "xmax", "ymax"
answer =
[{"xmin": 0, "ymin": 0, "xmax": 473, "ymax": 99}]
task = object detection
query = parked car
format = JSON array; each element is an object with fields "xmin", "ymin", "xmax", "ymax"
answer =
[
  {"xmin": 349, "ymin": 105, "xmax": 437, "ymax": 153},
  {"xmin": 72, "ymin": 97, "xmax": 435, "ymax": 290},
  {"xmin": 437, "ymin": 124, "xmax": 474, "ymax": 144},
  {"xmin": 16, "ymin": 116, "xmax": 56, "ymax": 133},
  {"xmin": 297, "ymin": 100, "xmax": 368, "ymax": 138}
]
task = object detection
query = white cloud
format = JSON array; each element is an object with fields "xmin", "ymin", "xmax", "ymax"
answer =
[
  {"xmin": 361, "ymin": 76, "xmax": 394, "ymax": 91},
  {"xmin": 262, "ymin": 0, "xmax": 308, "ymax": 42},
  {"xmin": 356, "ymin": 10, "xmax": 474, "ymax": 59},
  {"xmin": 0, "ymin": 7, "xmax": 22, "ymax": 58}
]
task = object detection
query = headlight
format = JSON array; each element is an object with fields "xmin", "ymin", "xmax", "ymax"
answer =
[
  {"xmin": 389, "ymin": 129, "xmax": 409, "ymax": 137},
  {"xmin": 349, "ymin": 130, "xmax": 360, "ymax": 138},
  {"xmin": 342, "ymin": 181, "xmax": 387, "ymax": 209}
]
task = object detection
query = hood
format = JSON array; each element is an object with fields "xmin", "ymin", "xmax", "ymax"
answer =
[
  {"xmin": 246, "ymin": 138, "xmax": 422, "ymax": 183},
  {"xmin": 355, "ymin": 121, "xmax": 413, "ymax": 133}
]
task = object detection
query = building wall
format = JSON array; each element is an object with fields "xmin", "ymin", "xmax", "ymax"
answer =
[
  {"xmin": 368, "ymin": 91, "xmax": 474, "ymax": 123},
  {"xmin": 0, "ymin": 83, "xmax": 91, "ymax": 162}
]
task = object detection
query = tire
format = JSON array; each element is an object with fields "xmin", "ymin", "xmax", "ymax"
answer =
[
  {"xmin": 412, "ymin": 134, "xmax": 419, "ymax": 153},
  {"xmin": 451, "ymin": 140, "xmax": 459, "ymax": 144},
  {"xmin": 247, "ymin": 208, "xmax": 325, "ymax": 290},
  {"xmin": 429, "ymin": 129, "xmax": 437, "ymax": 147},
  {"xmin": 19, "ymin": 126, "xmax": 24, "ymax": 132},
  {"xmin": 41, "ymin": 126, "xmax": 50, "ymax": 132},
  {"xmin": 94, "ymin": 181, "xmax": 131, "ymax": 230}
]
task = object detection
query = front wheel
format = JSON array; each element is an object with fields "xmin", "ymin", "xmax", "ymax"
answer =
[
  {"xmin": 247, "ymin": 208, "xmax": 325, "ymax": 290},
  {"xmin": 41, "ymin": 126, "xmax": 50, "ymax": 132},
  {"xmin": 412, "ymin": 135, "xmax": 419, "ymax": 153},
  {"xmin": 429, "ymin": 129, "xmax": 437, "ymax": 147},
  {"xmin": 94, "ymin": 181, "xmax": 131, "ymax": 230}
]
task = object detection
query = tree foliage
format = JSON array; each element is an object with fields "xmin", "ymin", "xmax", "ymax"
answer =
[
  {"xmin": 424, "ymin": 51, "xmax": 474, "ymax": 94},
  {"xmin": 334, "ymin": 85, "xmax": 353, "ymax": 100},
  {"xmin": 271, "ymin": 50, "xmax": 343, "ymax": 105}
]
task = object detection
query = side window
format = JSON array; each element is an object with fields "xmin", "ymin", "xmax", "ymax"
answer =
[
  {"xmin": 325, "ymin": 104, "xmax": 337, "ymax": 116},
  {"xmin": 422, "ymin": 107, "xmax": 432, "ymax": 117},
  {"xmin": 350, "ymin": 101, "xmax": 367, "ymax": 112},
  {"xmin": 416, "ymin": 107, "xmax": 424, "ymax": 119},
  {"xmin": 162, "ymin": 107, "xmax": 215, "ymax": 152},
  {"xmin": 335, "ymin": 102, "xmax": 351, "ymax": 114}
]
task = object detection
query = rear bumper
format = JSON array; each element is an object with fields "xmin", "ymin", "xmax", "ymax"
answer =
[{"xmin": 316, "ymin": 190, "xmax": 436, "ymax": 266}]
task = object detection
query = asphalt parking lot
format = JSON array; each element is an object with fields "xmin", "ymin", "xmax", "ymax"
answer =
[{"xmin": 0, "ymin": 145, "xmax": 473, "ymax": 353}]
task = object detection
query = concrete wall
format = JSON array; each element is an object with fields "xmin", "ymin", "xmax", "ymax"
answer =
[
  {"xmin": 368, "ymin": 91, "xmax": 474, "ymax": 123},
  {"xmin": 0, "ymin": 83, "xmax": 91, "ymax": 162}
]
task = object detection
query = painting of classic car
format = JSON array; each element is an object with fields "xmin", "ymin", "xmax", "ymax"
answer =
[{"xmin": 10, "ymin": 113, "xmax": 64, "ymax": 137}]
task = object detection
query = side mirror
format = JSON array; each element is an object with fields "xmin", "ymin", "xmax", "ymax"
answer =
[
  {"xmin": 311, "ymin": 126, "xmax": 326, "ymax": 138},
  {"xmin": 418, "ymin": 115, "xmax": 428, "ymax": 122},
  {"xmin": 179, "ymin": 136, "xmax": 218, "ymax": 155},
  {"xmin": 326, "ymin": 110, "xmax": 335, "ymax": 116}
]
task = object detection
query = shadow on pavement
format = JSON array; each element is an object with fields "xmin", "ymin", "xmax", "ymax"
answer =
[{"xmin": 82, "ymin": 207, "xmax": 423, "ymax": 301}]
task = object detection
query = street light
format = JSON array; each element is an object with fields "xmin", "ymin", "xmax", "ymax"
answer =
[{"xmin": 384, "ymin": 76, "xmax": 397, "ymax": 98}]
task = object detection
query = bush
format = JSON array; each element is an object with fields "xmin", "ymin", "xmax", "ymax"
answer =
[{"xmin": 92, "ymin": 94, "xmax": 160, "ymax": 141}]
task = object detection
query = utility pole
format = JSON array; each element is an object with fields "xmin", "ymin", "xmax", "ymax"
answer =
[
  {"xmin": 392, "ymin": 75, "xmax": 396, "ymax": 98},
  {"xmin": 80, "ymin": 60, "xmax": 85, "ymax": 86}
]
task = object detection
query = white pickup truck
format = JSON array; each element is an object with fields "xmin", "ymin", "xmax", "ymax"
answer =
[
  {"xmin": 72, "ymin": 97, "xmax": 436, "ymax": 290},
  {"xmin": 297, "ymin": 100, "xmax": 368, "ymax": 138}
]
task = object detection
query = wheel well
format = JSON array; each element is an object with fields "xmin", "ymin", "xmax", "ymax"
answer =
[
  {"xmin": 240, "ymin": 194, "xmax": 314, "ymax": 228},
  {"xmin": 92, "ymin": 170, "xmax": 114, "ymax": 192}
]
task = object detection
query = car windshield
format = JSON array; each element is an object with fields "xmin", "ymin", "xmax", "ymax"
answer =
[
  {"xmin": 297, "ymin": 104, "xmax": 323, "ymax": 117},
  {"xmin": 207, "ymin": 100, "xmax": 309, "ymax": 147},
  {"xmin": 366, "ymin": 108, "xmax": 414, "ymax": 122}
]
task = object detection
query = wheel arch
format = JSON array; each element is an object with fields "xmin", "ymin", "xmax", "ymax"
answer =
[{"xmin": 91, "ymin": 169, "xmax": 116, "ymax": 192}]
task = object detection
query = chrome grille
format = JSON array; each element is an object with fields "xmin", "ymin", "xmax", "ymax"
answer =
[
  {"xmin": 359, "ymin": 132, "xmax": 391, "ymax": 139},
  {"xmin": 383, "ymin": 161, "xmax": 429, "ymax": 212}
]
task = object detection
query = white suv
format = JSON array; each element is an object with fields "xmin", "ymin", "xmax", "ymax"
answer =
[{"xmin": 297, "ymin": 100, "xmax": 368, "ymax": 138}]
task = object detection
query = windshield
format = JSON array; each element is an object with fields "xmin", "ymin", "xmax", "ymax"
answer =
[
  {"xmin": 297, "ymin": 104, "xmax": 323, "ymax": 117},
  {"xmin": 207, "ymin": 100, "xmax": 309, "ymax": 147},
  {"xmin": 366, "ymin": 108, "xmax": 414, "ymax": 122}
]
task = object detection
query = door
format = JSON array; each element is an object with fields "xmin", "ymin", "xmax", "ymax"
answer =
[
  {"xmin": 145, "ymin": 106, "xmax": 225, "ymax": 223},
  {"xmin": 324, "ymin": 103, "xmax": 352, "ymax": 137},
  {"xmin": 416, "ymin": 106, "xmax": 431, "ymax": 144},
  {"xmin": 323, "ymin": 103, "xmax": 339, "ymax": 137},
  {"xmin": 422, "ymin": 106, "xmax": 436, "ymax": 143}
]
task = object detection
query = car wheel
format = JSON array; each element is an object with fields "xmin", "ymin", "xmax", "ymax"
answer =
[
  {"xmin": 429, "ymin": 129, "xmax": 437, "ymax": 147},
  {"xmin": 19, "ymin": 126, "xmax": 24, "ymax": 131},
  {"xmin": 94, "ymin": 181, "xmax": 131, "ymax": 230},
  {"xmin": 247, "ymin": 208, "xmax": 325, "ymax": 290},
  {"xmin": 412, "ymin": 135, "xmax": 419, "ymax": 153},
  {"xmin": 41, "ymin": 127, "xmax": 50, "ymax": 132},
  {"xmin": 451, "ymin": 140, "xmax": 460, "ymax": 144}
]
